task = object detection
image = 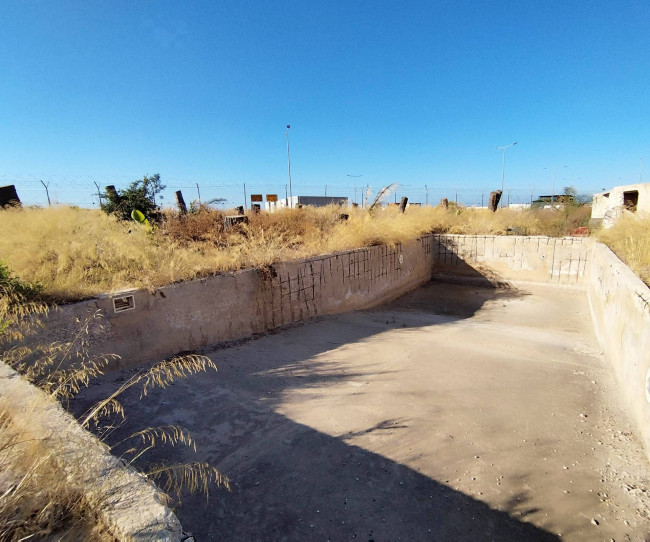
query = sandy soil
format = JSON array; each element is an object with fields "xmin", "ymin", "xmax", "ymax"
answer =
[{"xmin": 73, "ymin": 282, "xmax": 650, "ymax": 541}]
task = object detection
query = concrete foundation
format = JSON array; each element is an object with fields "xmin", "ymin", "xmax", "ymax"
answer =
[{"xmin": 9, "ymin": 232, "xmax": 650, "ymax": 538}]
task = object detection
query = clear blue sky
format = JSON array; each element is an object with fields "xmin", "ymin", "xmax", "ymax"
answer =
[{"xmin": 1, "ymin": 1, "xmax": 649, "ymax": 208}]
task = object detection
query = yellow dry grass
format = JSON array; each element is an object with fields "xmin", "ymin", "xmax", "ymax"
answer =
[
  {"xmin": 0, "ymin": 401, "xmax": 106, "ymax": 540},
  {"xmin": 0, "ymin": 203, "xmax": 593, "ymax": 301},
  {"xmin": 597, "ymin": 214, "xmax": 650, "ymax": 286}
]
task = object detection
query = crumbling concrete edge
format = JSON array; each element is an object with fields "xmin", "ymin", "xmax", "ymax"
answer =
[
  {"xmin": 0, "ymin": 362, "xmax": 183, "ymax": 541},
  {"xmin": 587, "ymin": 242, "xmax": 650, "ymax": 461}
]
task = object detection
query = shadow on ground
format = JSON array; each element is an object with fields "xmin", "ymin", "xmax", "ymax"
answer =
[{"xmin": 71, "ymin": 281, "xmax": 558, "ymax": 541}]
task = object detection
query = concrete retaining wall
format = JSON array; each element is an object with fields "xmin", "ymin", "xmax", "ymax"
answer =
[
  {"xmin": 587, "ymin": 243, "xmax": 650, "ymax": 456},
  {"xmin": 431, "ymin": 234, "xmax": 592, "ymax": 287},
  {"xmin": 38, "ymin": 234, "xmax": 595, "ymax": 372},
  {"xmin": 0, "ymin": 363, "xmax": 182, "ymax": 541},
  {"xmin": 41, "ymin": 236, "xmax": 436, "ymax": 369}
]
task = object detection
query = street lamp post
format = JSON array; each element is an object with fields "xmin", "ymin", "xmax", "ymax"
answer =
[
  {"xmin": 347, "ymin": 174, "xmax": 363, "ymax": 205},
  {"xmin": 641, "ymin": 158, "xmax": 644, "ymax": 183},
  {"xmin": 544, "ymin": 166, "xmax": 567, "ymax": 207},
  {"xmin": 285, "ymin": 125, "xmax": 293, "ymax": 208},
  {"xmin": 496, "ymin": 141, "xmax": 517, "ymax": 208}
]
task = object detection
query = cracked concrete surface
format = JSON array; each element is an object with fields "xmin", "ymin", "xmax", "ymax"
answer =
[{"xmin": 75, "ymin": 281, "xmax": 650, "ymax": 541}]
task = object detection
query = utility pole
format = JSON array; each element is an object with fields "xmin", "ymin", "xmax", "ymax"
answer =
[
  {"xmin": 196, "ymin": 183, "xmax": 201, "ymax": 203},
  {"xmin": 285, "ymin": 125, "xmax": 293, "ymax": 208},
  {"xmin": 243, "ymin": 182, "xmax": 247, "ymax": 210},
  {"xmin": 93, "ymin": 181, "xmax": 102, "ymax": 206},
  {"xmin": 284, "ymin": 184, "xmax": 288, "ymax": 207},
  {"xmin": 425, "ymin": 185, "xmax": 429, "ymax": 206},
  {"xmin": 40, "ymin": 180, "xmax": 51, "ymax": 206},
  {"xmin": 324, "ymin": 185, "xmax": 327, "ymax": 197}
]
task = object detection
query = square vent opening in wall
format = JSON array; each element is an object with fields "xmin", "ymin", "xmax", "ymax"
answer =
[{"xmin": 113, "ymin": 295, "xmax": 135, "ymax": 313}]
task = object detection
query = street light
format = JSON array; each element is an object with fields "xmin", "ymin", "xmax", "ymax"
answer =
[
  {"xmin": 285, "ymin": 125, "xmax": 293, "ymax": 208},
  {"xmin": 544, "ymin": 165, "xmax": 567, "ymax": 207},
  {"xmin": 641, "ymin": 158, "xmax": 644, "ymax": 183},
  {"xmin": 496, "ymin": 141, "xmax": 517, "ymax": 207},
  {"xmin": 347, "ymin": 174, "xmax": 363, "ymax": 204}
]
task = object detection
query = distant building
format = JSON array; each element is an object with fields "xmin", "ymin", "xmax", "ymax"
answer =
[
  {"xmin": 592, "ymin": 183, "xmax": 650, "ymax": 228},
  {"xmin": 265, "ymin": 195, "xmax": 349, "ymax": 211},
  {"xmin": 532, "ymin": 194, "xmax": 575, "ymax": 208}
]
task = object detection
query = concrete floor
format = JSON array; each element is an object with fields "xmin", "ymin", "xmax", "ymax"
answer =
[{"xmin": 76, "ymin": 282, "xmax": 650, "ymax": 541}]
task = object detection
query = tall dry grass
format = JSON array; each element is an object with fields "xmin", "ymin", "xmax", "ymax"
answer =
[
  {"xmin": 0, "ymin": 402, "xmax": 108, "ymax": 540},
  {"xmin": 597, "ymin": 214, "xmax": 650, "ymax": 286},
  {"xmin": 0, "ymin": 204, "xmax": 592, "ymax": 301},
  {"xmin": 0, "ymin": 295, "xmax": 228, "ymax": 539}
]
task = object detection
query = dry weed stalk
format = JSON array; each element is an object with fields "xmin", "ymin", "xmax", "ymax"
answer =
[
  {"xmin": 0, "ymin": 281, "xmax": 228, "ymax": 537},
  {"xmin": 147, "ymin": 461, "xmax": 231, "ymax": 503}
]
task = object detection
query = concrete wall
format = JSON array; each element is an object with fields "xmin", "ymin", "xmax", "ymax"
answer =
[
  {"xmin": 36, "ymin": 234, "xmax": 596, "ymax": 372},
  {"xmin": 41, "ymin": 236, "xmax": 436, "ymax": 369},
  {"xmin": 587, "ymin": 242, "xmax": 650, "ymax": 456},
  {"xmin": 430, "ymin": 234, "xmax": 592, "ymax": 288},
  {"xmin": 592, "ymin": 183, "xmax": 650, "ymax": 226},
  {"xmin": 0, "ymin": 363, "xmax": 182, "ymax": 540}
]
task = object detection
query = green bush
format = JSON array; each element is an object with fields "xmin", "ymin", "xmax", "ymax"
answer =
[{"xmin": 101, "ymin": 174, "xmax": 165, "ymax": 222}]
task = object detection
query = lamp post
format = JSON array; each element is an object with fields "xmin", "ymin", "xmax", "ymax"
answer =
[
  {"xmin": 496, "ymin": 141, "xmax": 517, "ymax": 208},
  {"xmin": 641, "ymin": 158, "xmax": 644, "ymax": 183},
  {"xmin": 285, "ymin": 125, "xmax": 293, "ymax": 208},
  {"xmin": 544, "ymin": 165, "xmax": 567, "ymax": 207},
  {"xmin": 347, "ymin": 174, "xmax": 363, "ymax": 205}
]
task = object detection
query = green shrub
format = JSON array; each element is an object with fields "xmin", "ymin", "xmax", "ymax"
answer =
[{"xmin": 101, "ymin": 174, "xmax": 165, "ymax": 222}]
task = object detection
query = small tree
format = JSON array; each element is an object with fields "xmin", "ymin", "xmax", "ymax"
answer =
[{"xmin": 101, "ymin": 174, "xmax": 165, "ymax": 222}]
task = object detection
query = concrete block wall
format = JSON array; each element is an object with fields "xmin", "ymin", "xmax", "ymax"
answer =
[
  {"xmin": 587, "ymin": 243, "xmax": 650, "ymax": 456},
  {"xmin": 431, "ymin": 234, "xmax": 592, "ymax": 287}
]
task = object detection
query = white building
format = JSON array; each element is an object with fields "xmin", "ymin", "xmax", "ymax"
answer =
[
  {"xmin": 591, "ymin": 183, "xmax": 650, "ymax": 227},
  {"xmin": 265, "ymin": 195, "xmax": 349, "ymax": 211}
]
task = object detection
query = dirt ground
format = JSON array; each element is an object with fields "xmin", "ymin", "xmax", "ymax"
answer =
[{"xmin": 74, "ymin": 281, "xmax": 650, "ymax": 541}]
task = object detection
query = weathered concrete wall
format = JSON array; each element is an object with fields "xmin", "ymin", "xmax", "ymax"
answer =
[
  {"xmin": 430, "ymin": 234, "xmax": 592, "ymax": 287},
  {"xmin": 38, "ymin": 234, "xmax": 595, "ymax": 371},
  {"xmin": 587, "ymin": 243, "xmax": 650, "ymax": 457},
  {"xmin": 0, "ymin": 362, "xmax": 182, "ymax": 541},
  {"xmin": 592, "ymin": 183, "xmax": 650, "ymax": 227},
  {"xmin": 41, "ymin": 236, "xmax": 436, "ymax": 369}
]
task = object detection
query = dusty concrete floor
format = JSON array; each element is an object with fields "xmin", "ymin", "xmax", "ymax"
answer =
[{"xmin": 75, "ymin": 282, "xmax": 650, "ymax": 541}]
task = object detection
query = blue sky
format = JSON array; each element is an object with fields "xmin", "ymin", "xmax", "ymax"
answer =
[{"xmin": 1, "ymin": 1, "xmax": 649, "ymax": 208}]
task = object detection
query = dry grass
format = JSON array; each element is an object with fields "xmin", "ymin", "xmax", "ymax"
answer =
[
  {"xmin": 0, "ymin": 404, "xmax": 107, "ymax": 541},
  {"xmin": 0, "ymin": 203, "xmax": 593, "ymax": 301},
  {"xmin": 0, "ymin": 301, "xmax": 228, "ymax": 538},
  {"xmin": 597, "ymin": 214, "xmax": 650, "ymax": 286}
]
